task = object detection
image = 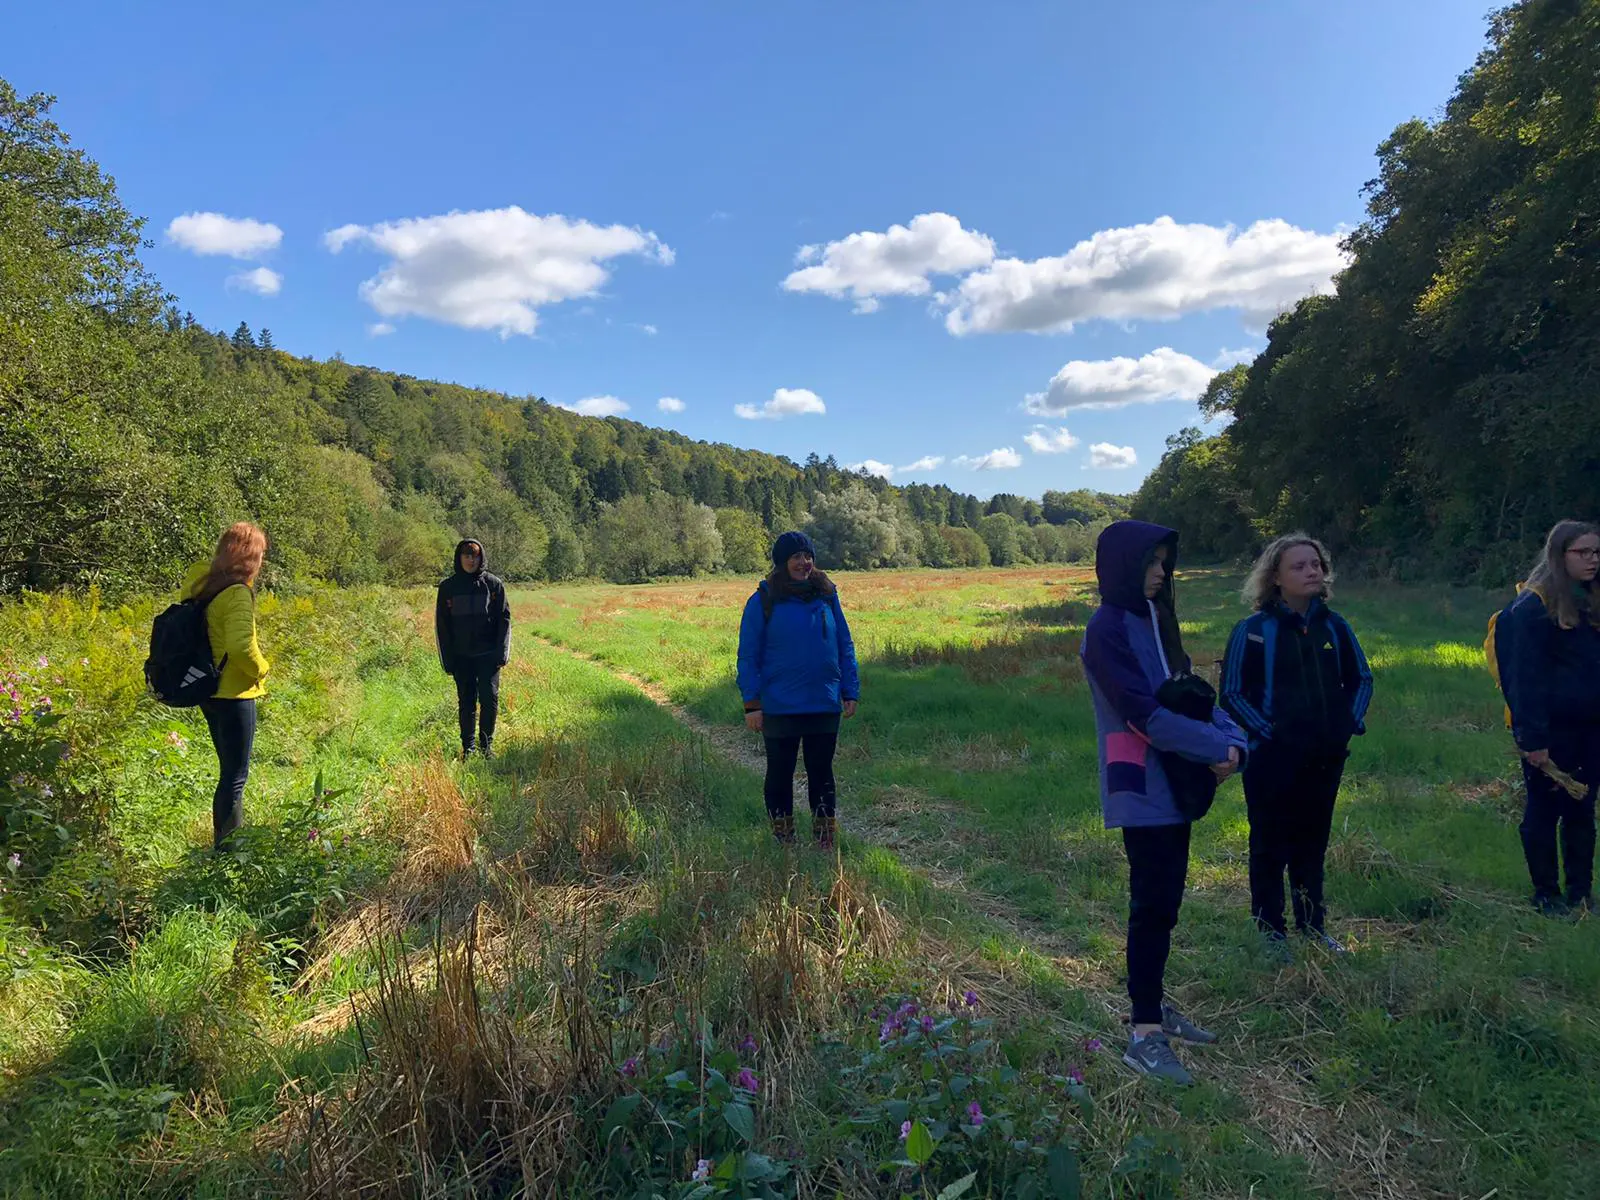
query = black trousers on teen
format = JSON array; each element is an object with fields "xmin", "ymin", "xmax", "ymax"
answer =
[
  {"xmin": 763, "ymin": 713, "xmax": 840, "ymax": 819},
  {"xmin": 1243, "ymin": 743, "xmax": 1347, "ymax": 935},
  {"xmin": 1520, "ymin": 740, "xmax": 1598, "ymax": 904},
  {"xmin": 452, "ymin": 658, "xmax": 501, "ymax": 751},
  {"xmin": 1122, "ymin": 822, "xmax": 1191, "ymax": 1027},
  {"xmin": 201, "ymin": 697, "xmax": 256, "ymax": 849}
]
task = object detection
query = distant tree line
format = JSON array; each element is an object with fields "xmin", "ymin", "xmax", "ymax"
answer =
[
  {"xmin": 1134, "ymin": 0, "xmax": 1600, "ymax": 579},
  {"xmin": 0, "ymin": 79, "xmax": 1129, "ymax": 593}
]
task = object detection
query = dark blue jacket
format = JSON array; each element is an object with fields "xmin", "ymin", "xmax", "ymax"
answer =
[
  {"xmin": 1220, "ymin": 599, "xmax": 1373, "ymax": 753},
  {"xmin": 1501, "ymin": 585, "xmax": 1600, "ymax": 757},
  {"xmin": 737, "ymin": 580, "xmax": 860, "ymax": 716},
  {"xmin": 1080, "ymin": 521, "xmax": 1247, "ymax": 829}
]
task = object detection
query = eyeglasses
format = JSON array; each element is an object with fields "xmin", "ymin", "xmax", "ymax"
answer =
[{"xmin": 1567, "ymin": 547, "xmax": 1600, "ymax": 561}]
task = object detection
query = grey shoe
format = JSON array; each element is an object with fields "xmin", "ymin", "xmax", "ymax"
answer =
[
  {"xmin": 1305, "ymin": 929, "xmax": 1348, "ymax": 953},
  {"xmin": 1122, "ymin": 1032, "xmax": 1193, "ymax": 1086},
  {"xmin": 1161, "ymin": 1004, "xmax": 1216, "ymax": 1044}
]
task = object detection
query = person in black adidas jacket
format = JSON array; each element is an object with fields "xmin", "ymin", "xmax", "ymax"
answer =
[
  {"xmin": 436, "ymin": 539, "xmax": 512, "ymax": 758},
  {"xmin": 1221, "ymin": 534, "xmax": 1372, "ymax": 955}
]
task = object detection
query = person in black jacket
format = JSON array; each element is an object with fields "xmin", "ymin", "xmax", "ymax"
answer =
[
  {"xmin": 436, "ymin": 539, "xmax": 511, "ymax": 758},
  {"xmin": 1221, "ymin": 534, "xmax": 1373, "ymax": 955},
  {"xmin": 1499, "ymin": 520, "xmax": 1600, "ymax": 915}
]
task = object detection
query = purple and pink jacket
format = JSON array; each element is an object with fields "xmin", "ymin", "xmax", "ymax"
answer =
[{"xmin": 1080, "ymin": 521, "xmax": 1248, "ymax": 829}]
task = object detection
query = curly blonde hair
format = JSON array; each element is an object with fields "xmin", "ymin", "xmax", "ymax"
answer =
[{"xmin": 1241, "ymin": 533, "xmax": 1334, "ymax": 611}]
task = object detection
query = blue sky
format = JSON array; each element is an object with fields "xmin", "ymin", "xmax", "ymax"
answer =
[{"xmin": 12, "ymin": 1, "xmax": 1490, "ymax": 497}]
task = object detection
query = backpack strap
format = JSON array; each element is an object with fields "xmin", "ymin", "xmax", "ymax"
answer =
[{"xmin": 757, "ymin": 580, "xmax": 775, "ymax": 625}]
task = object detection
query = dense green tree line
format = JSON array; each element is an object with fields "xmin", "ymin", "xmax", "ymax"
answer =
[
  {"xmin": 1135, "ymin": 0, "xmax": 1600, "ymax": 577},
  {"xmin": 0, "ymin": 79, "xmax": 1129, "ymax": 593}
]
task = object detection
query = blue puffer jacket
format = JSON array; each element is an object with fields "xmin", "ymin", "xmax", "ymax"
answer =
[
  {"xmin": 736, "ymin": 576, "xmax": 860, "ymax": 716},
  {"xmin": 1080, "ymin": 521, "xmax": 1247, "ymax": 829}
]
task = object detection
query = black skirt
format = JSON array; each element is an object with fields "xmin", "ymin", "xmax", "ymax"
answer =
[{"xmin": 763, "ymin": 711, "xmax": 842, "ymax": 739}]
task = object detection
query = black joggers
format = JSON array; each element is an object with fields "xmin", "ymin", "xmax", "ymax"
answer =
[
  {"xmin": 1521, "ymin": 757, "xmax": 1596, "ymax": 906},
  {"xmin": 452, "ymin": 659, "xmax": 501, "ymax": 753},
  {"xmin": 1122, "ymin": 822, "xmax": 1191, "ymax": 1027},
  {"xmin": 201, "ymin": 697, "xmax": 256, "ymax": 849},
  {"xmin": 1243, "ymin": 744, "xmax": 1346, "ymax": 936},
  {"xmin": 763, "ymin": 733, "xmax": 838, "ymax": 820}
]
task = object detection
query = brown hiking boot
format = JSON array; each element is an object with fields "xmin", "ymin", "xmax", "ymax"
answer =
[
  {"xmin": 770, "ymin": 815, "xmax": 796, "ymax": 845},
  {"xmin": 814, "ymin": 814, "xmax": 836, "ymax": 850}
]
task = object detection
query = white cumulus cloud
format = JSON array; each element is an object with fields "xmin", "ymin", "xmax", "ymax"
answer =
[
  {"xmin": 324, "ymin": 206, "xmax": 673, "ymax": 338},
  {"xmin": 166, "ymin": 212, "xmax": 284, "ymax": 258},
  {"xmin": 1212, "ymin": 345, "xmax": 1260, "ymax": 369},
  {"xmin": 1088, "ymin": 443, "xmax": 1138, "ymax": 470},
  {"xmin": 784, "ymin": 213, "xmax": 996, "ymax": 313},
  {"xmin": 944, "ymin": 216, "xmax": 1346, "ymax": 335},
  {"xmin": 225, "ymin": 266, "xmax": 282, "ymax": 296},
  {"xmin": 734, "ymin": 387, "xmax": 826, "ymax": 421},
  {"xmin": 953, "ymin": 447, "xmax": 1022, "ymax": 471},
  {"xmin": 898, "ymin": 455, "xmax": 945, "ymax": 474},
  {"xmin": 1025, "ymin": 348, "xmax": 1217, "ymax": 414},
  {"xmin": 657, "ymin": 396, "xmax": 685, "ymax": 413},
  {"xmin": 1023, "ymin": 426, "xmax": 1080, "ymax": 454},
  {"xmin": 849, "ymin": 460, "xmax": 897, "ymax": 479},
  {"xmin": 557, "ymin": 395, "xmax": 630, "ymax": 418},
  {"xmin": 368, "ymin": 322, "xmax": 396, "ymax": 336}
]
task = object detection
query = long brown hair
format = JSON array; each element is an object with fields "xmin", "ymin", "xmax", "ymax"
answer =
[
  {"xmin": 198, "ymin": 521, "xmax": 267, "ymax": 604},
  {"xmin": 1525, "ymin": 519, "xmax": 1600, "ymax": 630},
  {"xmin": 1240, "ymin": 532, "xmax": 1334, "ymax": 611}
]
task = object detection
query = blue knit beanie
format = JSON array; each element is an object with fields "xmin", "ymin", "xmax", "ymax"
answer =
[{"xmin": 771, "ymin": 530, "xmax": 816, "ymax": 570}]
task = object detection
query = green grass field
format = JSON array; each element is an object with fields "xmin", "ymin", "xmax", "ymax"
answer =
[{"xmin": 0, "ymin": 568, "xmax": 1594, "ymax": 1198}]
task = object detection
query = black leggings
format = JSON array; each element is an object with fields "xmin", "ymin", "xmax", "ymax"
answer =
[
  {"xmin": 1243, "ymin": 745, "xmax": 1346, "ymax": 934},
  {"xmin": 1521, "ymin": 758, "xmax": 1596, "ymax": 903},
  {"xmin": 763, "ymin": 733, "xmax": 838, "ymax": 819},
  {"xmin": 452, "ymin": 660, "xmax": 501, "ymax": 749},
  {"xmin": 202, "ymin": 697, "xmax": 256, "ymax": 849}
]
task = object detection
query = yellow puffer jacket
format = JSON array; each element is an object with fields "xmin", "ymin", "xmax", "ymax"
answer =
[{"xmin": 180, "ymin": 563, "xmax": 270, "ymax": 700}]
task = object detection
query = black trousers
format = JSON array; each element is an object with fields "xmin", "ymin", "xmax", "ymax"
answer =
[
  {"xmin": 1521, "ymin": 758, "xmax": 1597, "ymax": 904},
  {"xmin": 763, "ymin": 733, "xmax": 838, "ymax": 819},
  {"xmin": 452, "ymin": 659, "xmax": 501, "ymax": 750},
  {"xmin": 1243, "ymin": 744, "xmax": 1345, "ymax": 935},
  {"xmin": 201, "ymin": 697, "xmax": 256, "ymax": 849},
  {"xmin": 1122, "ymin": 822, "xmax": 1191, "ymax": 1027}
]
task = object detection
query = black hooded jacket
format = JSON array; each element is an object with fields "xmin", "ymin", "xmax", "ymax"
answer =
[{"xmin": 435, "ymin": 539, "xmax": 511, "ymax": 672}]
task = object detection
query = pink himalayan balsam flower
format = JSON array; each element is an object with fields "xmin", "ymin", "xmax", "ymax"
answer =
[
  {"xmin": 735, "ymin": 1067, "xmax": 758, "ymax": 1091},
  {"xmin": 899, "ymin": 1120, "xmax": 912, "ymax": 1140},
  {"xmin": 620, "ymin": 1057, "xmax": 639, "ymax": 1078},
  {"xmin": 967, "ymin": 1101, "xmax": 984, "ymax": 1126},
  {"xmin": 1085, "ymin": 1038, "xmax": 1103, "ymax": 1053},
  {"xmin": 963, "ymin": 989, "xmax": 979, "ymax": 1007},
  {"xmin": 692, "ymin": 1158, "xmax": 712, "ymax": 1181},
  {"xmin": 919, "ymin": 1015, "xmax": 935, "ymax": 1034},
  {"xmin": 1067, "ymin": 1067, "xmax": 1084, "ymax": 1085},
  {"xmin": 738, "ymin": 1034, "xmax": 758, "ymax": 1056}
]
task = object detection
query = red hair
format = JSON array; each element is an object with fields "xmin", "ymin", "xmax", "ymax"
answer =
[{"xmin": 199, "ymin": 521, "xmax": 267, "ymax": 603}]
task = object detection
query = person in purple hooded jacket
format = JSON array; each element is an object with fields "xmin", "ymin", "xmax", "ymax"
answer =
[{"xmin": 1081, "ymin": 520, "xmax": 1248, "ymax": 1086}]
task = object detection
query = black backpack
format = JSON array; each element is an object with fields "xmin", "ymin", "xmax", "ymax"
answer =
[
  {"xmin": 144, "ymin": 597, "xmax": 226, "ymax": 708},
  {"xmin": 1155, "ymin": 671, "xmax": 1222, "ymax": 822}
]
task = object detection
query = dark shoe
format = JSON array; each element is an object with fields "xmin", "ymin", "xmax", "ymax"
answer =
[
  {"xmin": 1566, "ymin": 893, "xmax": 1593, "ymax": 914},
  {"xmin": 1534, "ymin": 893, "xmax": 1571, "ymax": 917},
  {"xmin": 1160, "ymin": 1004, "xmax": 1216, "ymax": 1044},
  {"xmin": 479, "ymin": 740, "xmax": 493, "ymax": 760},
  {"xmin": 461, "ymin": 742, "xmax": 475, "ymax": 761},
  {"xmin": 1259, "ymin": 930, "xmax": 1294, "ymax": 965},
  {"xmin": 770, "ymin": 815, "xmax": 796, "ymax": 845},
  {"xmin": 813, "ymin": 814, "xmax": 836, "ymax": 851},
  {"xmin": 1122, "ymin": 1032, "xmax": 1193, "ymax": 1086},
  {"xmin": 1304, "ymin": 929, "xmax": 1349, "ymax": 954}
]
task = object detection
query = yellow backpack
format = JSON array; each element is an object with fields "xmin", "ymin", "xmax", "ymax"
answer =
[{"xmin": 1485, "ymin": 581, "xmax": 1544, "ymax": 728}]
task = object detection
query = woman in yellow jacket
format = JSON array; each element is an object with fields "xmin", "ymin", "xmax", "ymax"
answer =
[{"xmin": 181, "ymin": 522, "xmax": 270, "ymax": 848}]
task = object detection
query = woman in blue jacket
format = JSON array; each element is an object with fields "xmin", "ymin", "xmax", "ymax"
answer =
[
  {"xmin": 1081, "ymin": 520, "xmax": 1247, "ymax": 1086},
  {"xmin": 737, "ymin": 531, "xmax": 860, "ymax": 849},
  {"xmin": 1500, "ymin": 520, "xmax": 1600, "ymax": 915}
]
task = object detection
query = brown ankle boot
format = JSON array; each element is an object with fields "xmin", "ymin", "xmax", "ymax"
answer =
[
  {"xmin": 813, "ymin": 814, "xmax": 836, "ymax": 850},
  {"xmin": 770, "ymin": 814, "xmax": 796, "ymax": 845}
]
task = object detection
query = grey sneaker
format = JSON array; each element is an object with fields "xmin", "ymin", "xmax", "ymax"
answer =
[
  {"xmin": 1160, "ymin": 1004, "xmax": 1216, "ymax": 1044},
  {"xmin": 1122, "ymin": 1032, "xmax": 1193, "ymax": 1086},
  {"xmin": 1305, "ymin": 930, "xmax": 1348, "ymax": 954}
]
